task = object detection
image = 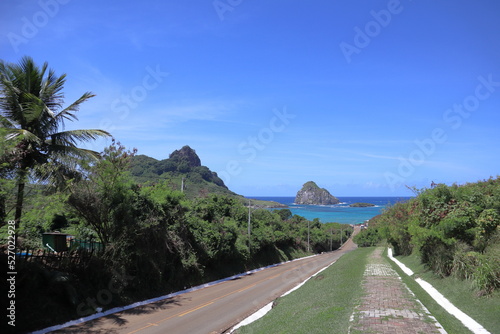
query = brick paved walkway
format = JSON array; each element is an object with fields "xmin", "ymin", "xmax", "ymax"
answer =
[{"xmin": 349, "ymin": 248, "xmax": 446, "ymax": 334}]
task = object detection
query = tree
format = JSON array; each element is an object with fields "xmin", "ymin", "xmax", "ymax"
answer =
[
  {"xmin": 67, "ymin": 141, "xmax": 137, "ymax": 245},
  {"xmin": 0, "ymin": 56, "xmax": 110, "ymax": 232},
  {"xmin": 276, "ymin": 208, "xmax": 292, "ymax": 221},
  {"xmin": 0, "ymin": 127, "xmax": 18, "ymax": 224}
]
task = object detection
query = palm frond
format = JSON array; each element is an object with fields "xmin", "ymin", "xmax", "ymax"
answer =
[
  {"xmin": 18, "ymin": 93, "xmax": 46, "ymax": 123},
  {"xmin": 40, "ymin": 69, "xmax": 65, "ymax": 111},
  {"xmin": 20, "ymin": 56, "xmax": 43, "ymax": 94},
  {"xmin": 4, "ymin": 128, "xmax": 42, "ymax": 144},
  {"xmin": 54, "ymin": 91, "xmax": 95, "ymax": 123},
  {"xmin": 47, "ymin": 144, "xmax": 103, "ymax": 161},
  {"xmin": 0, "ymin": 72, "xmax": 24, "ymax": 124},
  {"xmin": 0, "ymin": 115, "xmax": 14, "ymax": 128},
  {"xmin": 48, "ymin": 129, "xmax": 111, "ymax": 147},
  {"xmin": 32, "ymin": 157, "xmax": 86, "ymax": 187}
]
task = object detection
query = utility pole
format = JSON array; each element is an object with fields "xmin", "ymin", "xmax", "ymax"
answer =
[
  {"xmin": 248, "ymin": 199, "xmax": 251, "ymax": 254},
  {"xmin": 307, "ymin": 220, "xmax": 310, "ymax": 252},
  {"xmin": 330, "ymin": 228, "xmax": 333, "ymax": 251},
  {"xmin": 340, "ymin": 225, "xmax": 343, "ymax": 246}
]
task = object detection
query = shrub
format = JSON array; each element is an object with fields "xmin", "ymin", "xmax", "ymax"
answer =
[
  {"xmin": 353, "ymin": 228, "xmax": 381, "ymax": 247},
  {"xmin": 378, "ymin": 177, "xmax": 500, "ymax": 293}
]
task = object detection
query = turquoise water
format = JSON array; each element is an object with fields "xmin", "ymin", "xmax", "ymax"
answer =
[{"xmin": 249, "ymin": 196, "xmax": 411, "ymax": 224}]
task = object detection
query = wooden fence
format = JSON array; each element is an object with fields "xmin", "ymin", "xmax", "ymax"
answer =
[{"xmin": 15, "ymin": 246, "xmax": 103, "ymax": 269}]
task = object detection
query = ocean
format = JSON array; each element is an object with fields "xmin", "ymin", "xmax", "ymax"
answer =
[{"xmin": 248, "ymin": 196, "xmax": 412, "ymax": 225}]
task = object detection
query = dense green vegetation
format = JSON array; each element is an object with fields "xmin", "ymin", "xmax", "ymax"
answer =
[
  {"xmin": 353, "ymin": 226, "xmax": 382, "ymax": 247},
  {"xmin": 4, "ymin": 141, "xmax": 352, "ymax": 260},
  {"xmin": 377, "ymin": 180, "xmax": 500, "ymax": 295},
  {"xmin": 352, "ymin": 214, "xmax": 383, "ymax": 246}
]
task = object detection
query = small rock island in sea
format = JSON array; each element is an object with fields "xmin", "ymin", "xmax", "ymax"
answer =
[
  {"xmin": 349, "ymin": 202, "xmax": 375, "ymax": 207},
  {"xmin": 295, "ymin": 181, "xmax": 340, "ymax": 205}
]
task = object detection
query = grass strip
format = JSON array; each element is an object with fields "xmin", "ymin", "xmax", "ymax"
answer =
[
  {"xmin": 235, "ymin": 247, "xmax": 372, "ymax": 334},
  {"xmin": 390, "ymin": 251, "xmax": 499, "ymax": 334}
]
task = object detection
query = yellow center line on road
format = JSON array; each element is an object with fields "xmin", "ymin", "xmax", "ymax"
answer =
[
  {"xmin": 178, "ymin": 301, "xmax": 214, "ymax": 317},
  {"xmin": 127, "ymin": 324, "xmax": 155, "ymax": 334},
  {"xmin": 267, "ymin": 273, "xmax": 282, "ymax": 280},
  {"xmin": 128, "ymin": 301, "xmax": 215, "ymax": 333},
  {"xmin": 127, "ymin": 259, "xmax": 320, "ymax": 333},
  {"xmin": 235, "ymin": 283, "xmax": 257, "ymax": 292}
]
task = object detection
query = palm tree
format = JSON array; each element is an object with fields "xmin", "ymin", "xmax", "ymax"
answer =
[{"xmin": 0, "ymin": 56, "xmax": 111, "ymax": 233}]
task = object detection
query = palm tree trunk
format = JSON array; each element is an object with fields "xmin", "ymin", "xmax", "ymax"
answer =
[
  {"xmin": 14, "ymin": 167, "xmax": 27, "ymax": 246},
  {"xmin": 0, "ymin": 180, "xmax": 7, "ymax": 226},
  {"xmin": 0, "ymin": 194, "xmax": 6, "ymax": 227}
]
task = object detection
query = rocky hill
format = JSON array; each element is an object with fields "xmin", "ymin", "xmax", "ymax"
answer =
[
  {"xmin": 295, "ymin": 181, "xmax": 339, "ymax": 205},
  {"xmin": 129, "ymin": 146, "xmax": 231, "ymax": 196},
  {"xmin": 128, "ymin": 145, "xmax": 285, "ymax": 207}
]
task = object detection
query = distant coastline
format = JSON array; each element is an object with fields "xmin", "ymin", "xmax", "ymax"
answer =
[
  {"xmin": 247, "ymin": 196, "xmax": 412, "ymax": 224},
  {"xmin": 248, "ymin": 196, "xmax": 411, "ymax": 205}
]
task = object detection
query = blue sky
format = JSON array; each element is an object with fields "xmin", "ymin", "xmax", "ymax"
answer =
[{"xmin": 1, "ymin": 0, "xmax": 499, "ymax": 196}]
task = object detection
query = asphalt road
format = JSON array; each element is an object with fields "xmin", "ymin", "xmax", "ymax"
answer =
[{"xmin": 53, "ymin": 231, "xmax": 358, "ymax": 334}]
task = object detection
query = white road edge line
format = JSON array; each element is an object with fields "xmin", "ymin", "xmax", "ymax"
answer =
[
  {"xmin": 229, "ymin": 259, "xmax": 337, "ymax": 333},
  {"xmin": 31, "ymin": 254, "xmax": 318, "ymax": 334},
  {"xmin": 387, "ymin": 248, "xmax": 491, "ymax": 334}
]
